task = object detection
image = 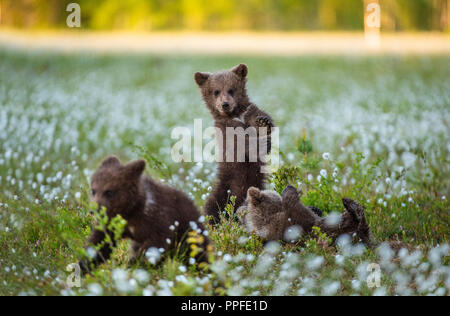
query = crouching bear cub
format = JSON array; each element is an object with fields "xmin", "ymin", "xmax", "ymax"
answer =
[
  {"xmin": 237, "ymin": 186, "xmax": 371, "ymax": 246},
  {"xmin": 195, "ymin": 64, "xmax": 274, "ymax": 224},
  {"xmin": 80, "ymin": 156, "xmax": 209, "ymax": 273}
]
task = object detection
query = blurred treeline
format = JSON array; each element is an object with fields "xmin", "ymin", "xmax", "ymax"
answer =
[{"xmin": 1, "ymin": 0, "xmax": 449, "ymax": 31}]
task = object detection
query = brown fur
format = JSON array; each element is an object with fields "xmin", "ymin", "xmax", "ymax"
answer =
[
  {"xmin": 80, "ymin": 156, "xmax": 209, "ymax": 273},
  {"xmin": 195, "ymin": 64, "xmax": 274, "ymax": 223},
  {"xmin": 237, "ymin": 185, "xmax": 371, "ymax": 245}
]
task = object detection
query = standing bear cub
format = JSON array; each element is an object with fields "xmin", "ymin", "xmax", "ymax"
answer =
[
  {"xmin": 195, "ymin": 64, "xmax": 275, "ymax": 223},
  {"xmin": 80, "ymin": 156, "xmax": 209, "ymax": 273},
  {"xmin": 238, "ymin": 186, "xmax": 371, "ymax": 246}
]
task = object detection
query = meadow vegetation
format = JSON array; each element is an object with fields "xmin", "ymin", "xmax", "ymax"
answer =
[{"xmin": 0, "ymin": 48, "xmax": 448, "ymax": 295}]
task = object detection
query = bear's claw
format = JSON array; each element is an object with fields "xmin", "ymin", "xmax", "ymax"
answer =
[{"xmin": 256, "ymin": 116, "xmax": 274, "ymax": 128}]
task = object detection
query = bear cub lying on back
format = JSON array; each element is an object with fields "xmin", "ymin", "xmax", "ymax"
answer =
[
  {"xmin": 238, "ymin": 185, "xmax": 371, "ymax": 246},
  {"xmin": 195, "ymin": 64, "xmax": 275, "ymax": 223},
  {"xmin": 80, "ymin": 156, "xmax": 209, "ymax": 273}
]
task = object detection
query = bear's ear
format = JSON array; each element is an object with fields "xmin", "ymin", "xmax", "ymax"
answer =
[
  {"xmin": 231, "ymin": 64, "xmax": 248, "ymax": 79},
  {"xmin": 125, "ymin": 160, "xmax": 146, "ymax": 178},
  {"xmin": 248, "ymin": 187, "xmax": 262, "ymax": 204},
  {"xmin": 101, "ymin": 155, "xmax": 121, "ymax": 168},
  {"xmin": 194, "ymin": 72, "xmax": 210, "ymax": 86}
]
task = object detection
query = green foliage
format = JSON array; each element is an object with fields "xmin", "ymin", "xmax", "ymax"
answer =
[
  {"xmin": 296, "ymin": 129, "xmax": 313, "ymax": 155},
  {"xmin": 303, "ymin": 226, "xmax": 333, "ymax": 253},
  {"xmin": 131, "ymin": 143, "xmax": 172, "ymax": 180},
  {"xmin": 207, "ymin": 196, "xmax": 263, "ymax": 256},
  {"xmin": 0, "ymin": 49, "xmax": 448, "ymax": 296},
  {"xmin": 270, "ymin": 165, "xmax": 302, "ymax": 195},
  {"xmin": 1, "ymin": 0, "xmax": 448, "ymax": 31},
  {"xmin": 87, "ymin": 206, "xmax": 127, "ymax": 256}
]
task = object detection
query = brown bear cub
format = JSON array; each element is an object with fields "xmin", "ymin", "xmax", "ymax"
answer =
[
  {"xmin": 195, "ymin": 64, "xmax": 274, "ymax": 223},
  {"xmin": 80, "ymin": 156, "xmax": 209, "ymax": 273},
  {"xmin": 237, "ymin": 185, "xmax": 371, "ymax": 246}
]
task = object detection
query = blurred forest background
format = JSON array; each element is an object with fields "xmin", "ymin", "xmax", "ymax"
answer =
[{"xmin": 1, "ymin": 0, "xmax": 449, "ymax": 31}]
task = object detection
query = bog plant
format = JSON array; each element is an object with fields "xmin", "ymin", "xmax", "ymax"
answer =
[{"xmin": 0, "ymin": 49, "xmax": 448, "ymax": 296}]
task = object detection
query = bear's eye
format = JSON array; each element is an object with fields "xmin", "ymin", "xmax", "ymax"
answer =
[
  {"xmin": 228, "ymin": 89, "xmax": 234, "ymax": 96},
  {"xmin": 214, "ymin": 90, "xmax": 220, "ymax": 97},
  {"xmin": 104, "ymin": 190, "xmax": 115, "ymax": 199},
  {"xmin": 91, "ymin": 189, "xmax": 96, "ymax": 196}
]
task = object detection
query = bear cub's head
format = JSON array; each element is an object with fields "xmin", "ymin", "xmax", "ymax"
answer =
[
  {"xmin": 238, "ymin": 187, "xmax": 283, "ymax": 219},
  {"xmin": 195, "ymin": 64, "xmax": 249, "ymax": 118},
  {"xmin": 247, "ymin": 187, "xmax": 283, "ymax": 213},
  {"xmin": 90, "ymin": 156, "xmax": 146, "ymax": 218}
]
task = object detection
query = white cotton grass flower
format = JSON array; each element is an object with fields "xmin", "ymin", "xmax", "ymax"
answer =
[
  {"xmin": 86, "ymin": 247, "xmax": 97, "ymax": 259},
  {"xmin": 175, "ymin": 275, "xmax": 190, "ymax": 285},
  {"xmin": 322, "ymin": 152, "xmax": 331, "ymax": 160},
  {"xmin": 133, "ymin": 269, "xmax": 150, "ymax": 284},
  {"xmin": 378, "ymin": 243, "xmax": 394, "ymax": 262},
  {"xmin": 320, "ymin": 169, "xmax": 327, "ymax": 178},
  {"xmin": 210, "ymin": 260, "xmax": 228, "ymax": 280},
  {"xmin": 324, "ymin": 212, "xmax": 341, "ymax": 227},
  {"xmin": 373, "ymin": 287, "xmax": 387, "ymax": 296},
  {"xmin": 264, "ymin": 241, "xmax": 280, "ymax": 255},
  {"xmin": 253, "ymin": 254, "xmax": 275, "ymax": 277},
  {"xmin": 156, "ymin": 280, "xmax": 174, "ymax": 296},
  {"xmin": 401, "ymin": 250, "xmax": 422, "ymax": 268},
  {"xmin": 283, "ymin": 225, "xmax": 303, "ymax": 242},
  {"xmin": 112, "ymin": 269, "xmax": 128, "ymax": 283},
  {"xmin": 223, "ymin": 254, "xmax": 233, "ymax": 262},
  {"xmin": 332, "ymin": 168, "xmax": 338, "ymax": 178},
  {"xmin": 189, "ymin": 221, "xmax": 198, "ymax": 230},
  {"xmin": 335, "ymin": 254, "xmax": 345, "ymax": 266},
  {"xmin": 112, "ymin": 269, "xmax": 136, "ymax": 294},
  {"xmin": 145, "ymin": 247, "xmax": 161, "ymax": 265},
  {"xmin": 142, "ymin": 286, "xmax": 155, "ymax": 296},
  {"xmin": 306, "ymin": 256, "xmax": 324, "ymax": 271},
  {"xmin": 87, "ymin": 283, "xmax": 103, "ymax": 296},
  {"xmin": 322, "ymin": 281, "xmax": 340, "ymax": 296},
  {"xmin": 238, "ymin": 236, "xmax": 248, "ymax": 245},
  {"xmin": 428, "ymin": 244, "xmax": 449, "ymax": 266},
  {"xmin": 270, "ymin": 281, "xmax": 291, "ymax": 296}
]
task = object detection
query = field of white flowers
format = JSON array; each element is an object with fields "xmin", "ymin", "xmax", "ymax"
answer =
[{"xmin": 0, "ymin": 47, "xmax": 448, "ymax": 296}]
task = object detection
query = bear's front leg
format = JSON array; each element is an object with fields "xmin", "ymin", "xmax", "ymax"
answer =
[
  {"xmin": 243, "ymin": 105, "xmax": 274, "ymax": 133},
  {"xmin": 281, "ymin": 185, "xmax": 320, "ymax": 233},
  {"xmin": 342, "ymin": 198, "xmax": 372, "ymax": 247}
]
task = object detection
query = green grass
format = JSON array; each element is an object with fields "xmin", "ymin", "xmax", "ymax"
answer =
[{"xmin": 0, "ymin": 47, "xmax": 448, "ymax": 296}]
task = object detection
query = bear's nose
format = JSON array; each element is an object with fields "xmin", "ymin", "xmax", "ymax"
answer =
[{"xmin": 222, "ymin": 102, "xmax": 230, "ymax": 110}]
